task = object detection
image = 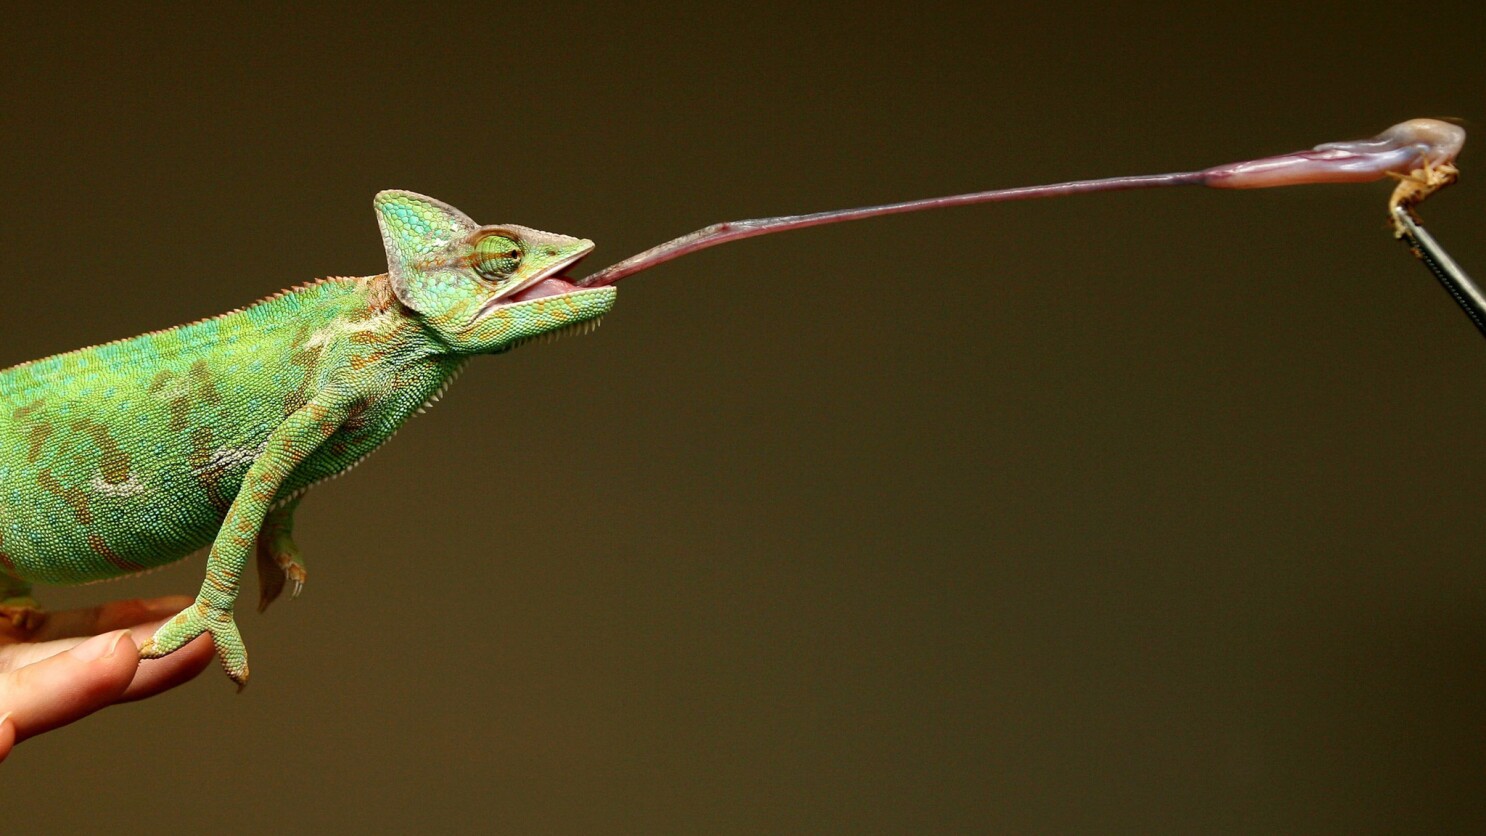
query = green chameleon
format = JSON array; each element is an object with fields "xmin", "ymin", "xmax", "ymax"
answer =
[
  {"xmin": 0, "ymin": 191, "xmax": 612, "ymax": 687},
  {"xmin": 0, "ymin": 118, "xmax": 1463, "ymax": 688}
]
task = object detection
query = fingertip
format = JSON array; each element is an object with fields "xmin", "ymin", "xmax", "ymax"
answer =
[
  {"xmin": 0, "ymin": 630, "xmax": 137, "ymax": 743},
  {"xmin": 120, "ymin": 633, "xmax": 213, "ymax": 702},
  {"xmin": 67, "ymin": 629, "xmax": 133, "ymax": 662}
]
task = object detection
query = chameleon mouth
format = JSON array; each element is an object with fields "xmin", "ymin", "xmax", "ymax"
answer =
[
  {"xmin": 476, "ymin": 251, "xmax": 594, "ymax": 318},
  {"xmin": 506, "ymin": 274, "xmax": 585, "ymax": 303}
]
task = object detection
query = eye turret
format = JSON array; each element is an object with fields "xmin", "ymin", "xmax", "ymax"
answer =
[{"xmin": 472, "ymin": 233, "xmax": 524, "ymax": 280}]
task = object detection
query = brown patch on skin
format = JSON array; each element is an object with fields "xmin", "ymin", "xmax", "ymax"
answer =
[
  {"xmin": 189, "ymin": 360, "xmax": 223, "ymax": 405},
  {"xmin": 343, "ymin": 399, "xmax": 370, "ymax": 431},
  {"xmin": 38, "ymin": 470, "xmax": 92, "ymax": 525},
  {"xmin": 149, "ymin": 370, "xmax": 192, "ymax": 430},
  {"xmin": 26, "ymin": 424, "xmax": 53, "ymax": 463},
  {"xmin": 204, "ymin": 567, "xmax": 234, "ymax": 594},
  {"xmin": 186, "ymin": 426, "xmax": 232, "ymax": 514},
  {"xmin": 249, "ymin": 476, "xmax": 278, "ymax": 505},
  {"xmin": 146, "ymin": 371, "xmax": 174, "ymax": 395},
  {"xmin": 283, "ymin": 324, "xmax": 319, "ymax": 417},
  {"xmin": 169, "ymin": 399, "xmax": 191, "ymax": 431},
  {"xmin": 347, "ymin": 351, "xmax": 387, "ymax": 371},
  {"xmin": 0, "ymin": 531, "xmax": 16, "ymax": 575},
  {"xmin": 12, "ymin": 400, "xmax": 45, "ymax": 420},
  {"xmin": 282, "ymin": 391, "xmax": 308, "ymax": 416},
  {"xmin": 363, "ymin": 274, "xmax": 396, "ymax": 314},
  {"xmin": 70, "ymin": 418, "xmax": 131, "ymax": 484},
  {"xmin": 187, "ymin": 426, "xmax": 215, "ymax": 468},
  {"xmin": 87, "ymin": 533, "xmax": 145, "ymax": 572}
]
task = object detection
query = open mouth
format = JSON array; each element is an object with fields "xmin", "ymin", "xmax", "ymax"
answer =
[
  {"xmin": 506, "ymin": 273, "xmax": 585, "ymax": 303},
  {"xmin": 507, "ymin": 249, "xmax": 593, "ymax": 303},
  {"xmin": 476, "ymin": 250, "xmax": 593, "ymax": 318}
]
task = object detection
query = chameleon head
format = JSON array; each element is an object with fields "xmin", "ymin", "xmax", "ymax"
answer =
[{"xmin": 373, "ymin": 190, "xmax": 616, "ymax": 354}]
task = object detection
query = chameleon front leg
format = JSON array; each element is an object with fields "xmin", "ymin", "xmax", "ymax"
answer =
[
  {"xmin": 256, "ymin": 491, "xmax": 309, "ymax": 613},
  {"xmin": 140, "ymin": 394, "xmax": 351, "ymax": 688}
]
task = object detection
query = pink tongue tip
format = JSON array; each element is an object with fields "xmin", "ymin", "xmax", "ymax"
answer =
[{"xmin": 509, "ymin": 276, "xmax": 582, "ymax": 303}]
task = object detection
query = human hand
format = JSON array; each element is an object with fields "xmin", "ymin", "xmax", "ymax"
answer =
[{"xmin": 0, "ymin": 596, "xmax": 214, "ymax": 763}]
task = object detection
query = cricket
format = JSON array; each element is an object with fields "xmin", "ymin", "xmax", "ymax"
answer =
[{"xmin": 0, "ymin": 118, "xmax": 1468, "ymax": 688}]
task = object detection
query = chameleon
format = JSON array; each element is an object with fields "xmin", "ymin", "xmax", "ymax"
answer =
[
  {"xmin": 0, "ymin": 192, "xmax": 613, "ymax": 687},
  {"xmin": 0, "ymin": 118, "xmax": 1466, "ymax": 688}
]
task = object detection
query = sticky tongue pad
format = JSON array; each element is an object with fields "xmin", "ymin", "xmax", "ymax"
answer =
[{"xmin": 1201, "ymin": 118, "xmax": 1466, "ymax": 190}]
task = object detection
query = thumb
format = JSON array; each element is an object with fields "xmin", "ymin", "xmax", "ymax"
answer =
[{"xmin": 0, "ymin": 629, "xmax": 137, "ymax": 751}]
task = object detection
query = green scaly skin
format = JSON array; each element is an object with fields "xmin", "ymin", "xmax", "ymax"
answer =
[{"xmin": 0, "ymin": 191, "xmax": 615, "ymax": 687}]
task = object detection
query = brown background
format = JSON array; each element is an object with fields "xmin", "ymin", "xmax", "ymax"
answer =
[{"xmin": 3, "ymin": 2, "xmax": 1486, "ymax": 831}]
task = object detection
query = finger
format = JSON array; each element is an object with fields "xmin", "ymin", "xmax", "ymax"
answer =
[
  {"xmin": 0, "ymin": 629, "xmax": 136, "ymax": 744},
  {"xmin": 0, "ymin": 604, "xmax": 193, "ymax": 673},
  {"xmin": 119, "ymin": 631, "xmax": 213, "ymax": 702},
  {"xmin": 0, "ymin": 713, "xmax": 14, "ymax": 764},
  {"xmin": 29, "ymin": 596, "xmax": 194, "ymax": 642}
]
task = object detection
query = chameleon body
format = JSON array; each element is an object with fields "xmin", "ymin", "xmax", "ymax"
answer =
[{"xmin": 0, "ymin": 191, "xmax": 614, "ymax": 686}]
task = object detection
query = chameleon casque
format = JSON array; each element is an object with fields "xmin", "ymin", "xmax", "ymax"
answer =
[{"xmin": 0, "ymin": 118, "xmax": 1467, "ymax": 689}]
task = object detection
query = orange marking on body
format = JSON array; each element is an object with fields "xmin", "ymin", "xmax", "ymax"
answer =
[
  {"xmin": 364, "ymin": 274, "xmax": 396, "ymax": 313},
  {"xmin": 189, "ymin": 430, "xmax": 232, "ymax": 514},
  {"xmin": 149, "ymin": 371, "xmax": 193, "ymax": 430},
  {"xmin": 146, "ymin": 371, "xmax": 175, "ymax": 394},
  {"xmin": 12, "ymin": 400, "xmax": 45, "ymax": 420},
  {"xmin": 70, "ymin": 418, "xmax": 132, "ymax": 484},
  {"xmin": 87, "ymin": 534, "xmax": 146, "ymax": 572},
  {"xmin": 189, "ymin": 360, "xmax": 223, "ymax": 405},
  {"xmin": 25, "ymin": 424, "xmax": 53, "ymax": 463},
  {"xmin": 38, "ymin": 470, "xmax": 92, "ymax": 525},
  {"xmin": 348, "ymin": 351, "xmax": 387, "ymax": 370},
  {"xmin": 283, "ymin": 324, "xmax": 320, "ymax": 416}
]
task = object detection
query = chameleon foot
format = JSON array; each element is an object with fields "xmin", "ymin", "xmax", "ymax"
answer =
[
  {"xmin": 255, "ymin": 526, "xmax": 307, "ymax": 613},
  {"xmin": 0, "ymin": 597, "xmax": 45, "ymax": 634},
  {"xmin": 140, "ymin": 599, "xmax": 250, "ymax": 689}
]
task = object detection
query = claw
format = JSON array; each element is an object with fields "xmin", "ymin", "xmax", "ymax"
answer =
[
  {"xmin": 286, "ymin": 564, "xmax": 307, "ymax": 600},
  {"xmin": 255, "ymin": 536, "xmax": 307, "ymax": 613}
]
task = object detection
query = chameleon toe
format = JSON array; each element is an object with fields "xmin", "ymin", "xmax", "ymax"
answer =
[{"xmin": 143, "ymin": 599, "xmax": 250, "ymax": 685}]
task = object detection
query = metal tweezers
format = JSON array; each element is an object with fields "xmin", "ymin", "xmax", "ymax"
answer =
[{"xmin": 1392, "ymin": 205, "xmax": 1486, "ymax": 340}]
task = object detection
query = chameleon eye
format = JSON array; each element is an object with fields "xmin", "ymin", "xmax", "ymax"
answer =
[{"xmin": 472, "ymin": 234, "xmax": 524, "ymax": 281}]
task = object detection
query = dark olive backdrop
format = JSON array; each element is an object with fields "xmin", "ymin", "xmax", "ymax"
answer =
[{"xmin": 3, "ymin": 2, "xmax": 1485, "ymax": 831}]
